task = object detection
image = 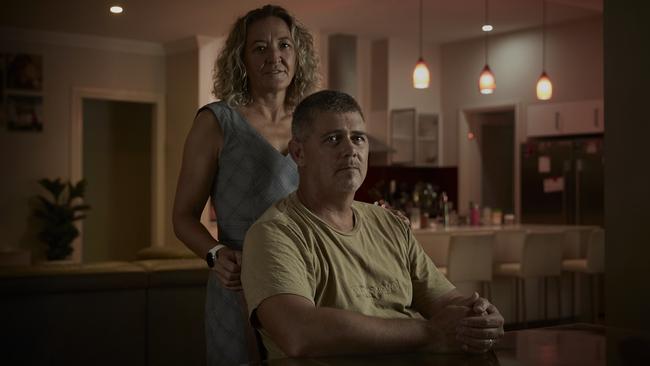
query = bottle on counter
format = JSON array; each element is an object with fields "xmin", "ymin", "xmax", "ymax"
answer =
[
  {"xmin": 482, "ymin": 206, "xmax": 492, "ymax": 226},
  {"xmin": 419, "ymin": 183, "xmax": 435, "ymax": 229},
  {"xmin": 420, "ymin": 212, "xmax": 430, "ymax": 229},
  {"xmin": 410, "ymin": 188, "xmax": 421, "ymax": 229},
  {"xmin": 469, "ymin": 202, "xmax": 481, "ymax": 226},
  {"xmin": 388, "ymin": 179, "xmax": 397, "ymax": 208},
  {"xmin": 441, "ymin": 191, "xmax": 450, "ymax": 227}
]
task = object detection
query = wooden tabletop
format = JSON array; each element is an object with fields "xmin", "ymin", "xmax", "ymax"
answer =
[{"xmin": 263, "ymin": 323, "xmax": 610, "ymax": 366}]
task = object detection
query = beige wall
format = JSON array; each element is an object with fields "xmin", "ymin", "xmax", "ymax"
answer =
[
  {"xmin": 0, "ymin": 29, "xmax": 165, "ymax": 261},
  {"xmin": 163, "ymin": 44, "xmax": 199, "ymax": 250},
  {"xmin": 198, "ymin": 36, "xmax": 221, "ymax": 108},
  {"xmin": 387, "ymin": 38, "xmax": 442, "ymax": 115},
  {"xmin": 441, "ymin": 16, "xmax": 603, "ymax": 166}
]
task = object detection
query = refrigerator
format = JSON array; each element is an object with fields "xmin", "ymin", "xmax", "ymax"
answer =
[{"xmin": 520, "ymin": 137, "xmax": 604, "ymax": 226}]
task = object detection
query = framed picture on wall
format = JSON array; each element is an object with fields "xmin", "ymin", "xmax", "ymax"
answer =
[
  {"xmin": 2, "ymin": 53, "xmax": 44, "ymax": 132},
  {"xmin": 6, "ymin": 53, "xmax": 42, "ymax": 91},
  {"xmin": 6, "ymin": 94, "xmax": 43, "ymax": 131}
]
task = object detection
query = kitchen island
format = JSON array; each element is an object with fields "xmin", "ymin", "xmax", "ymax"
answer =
[
  {"xmin": 413, "ymin": 224, "xmax": 601, "ymax": 325},
  {"xmin": 414, "ymin": 224, "xmax": 598, "ymax": 264}
]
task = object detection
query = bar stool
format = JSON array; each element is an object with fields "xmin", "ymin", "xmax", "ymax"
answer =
[
  {"xmin": 494, "ymin": 230, "xmax": 564, "ymax": 325},
  {"xmin": 562, "ymin": 228, "xmax": 605, "ymax": 322},
  {"xmin": 436, "ymin": 232, "xmax": 495, "ymax": 300},
  {"xmin": 415, "ymin": 231, "xmax": 450, "ymax": 268},
  {"xmin": 494, "ymin": 229, "xmax": 527, "ymax": 263}
]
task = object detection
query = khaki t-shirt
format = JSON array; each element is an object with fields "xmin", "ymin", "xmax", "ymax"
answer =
[{"xmin": 242, "ymin": 192, "xmax": 454, "ymax": 358}]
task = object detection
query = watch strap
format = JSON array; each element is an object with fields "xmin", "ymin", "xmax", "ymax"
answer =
[
  {"xmin": 209, "ymin": 243, "xmax": 227, "ymax": 258},
  {"xmin": 206, "ymin": 243, "xmax": 227, "ymax": 268}
]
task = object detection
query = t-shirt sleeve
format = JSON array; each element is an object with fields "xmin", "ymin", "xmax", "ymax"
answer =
[
  {"xmin": 242, "ymin": 220, "xmax": 315, "ymax": 325},
  {"xmin": 406, "ymin": 228, "xmax": 455, "ymax": 312}
]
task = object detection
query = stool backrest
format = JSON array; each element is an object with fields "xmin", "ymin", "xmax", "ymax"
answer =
[
  {"xmin": 447, "ymin": 233, "xmax": 495, "ymax": 283},
  {"xmin": 521, "ymin": 231, "xmax": 564, "ymax": 277},
  {"xmin": 494, "ymin": 229, "xmax": 526, "ymax": 262},
  {"xmin": 586, "ymin": 228, "xmax": 605, "ymax": 273},
  {"xmin": 415, "ymin": 232, "xmax": 450, "ymax": 266}
]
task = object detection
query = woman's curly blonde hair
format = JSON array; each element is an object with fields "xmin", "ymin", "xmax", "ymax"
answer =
[{"xmin": 213, "ymin": 5, "xmax": 320, "ymax": 108}]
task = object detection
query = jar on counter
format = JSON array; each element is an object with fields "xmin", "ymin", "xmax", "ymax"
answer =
[{"xmin": 491, "ymin": 209, "xmax": 503, "ymax": 225}]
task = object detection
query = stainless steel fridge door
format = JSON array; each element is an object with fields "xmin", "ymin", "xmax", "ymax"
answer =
[
  {"xmin": 574, "ymin": 138, "xmax": 604, "ymax": 226},
  {"xmin": 521, "ymin": 140, "xmax": 574, "ymax": 224}
]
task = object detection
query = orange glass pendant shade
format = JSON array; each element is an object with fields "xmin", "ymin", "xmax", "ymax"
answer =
[
  {"xmin": 536, "ymin": 71, "xmax": 553, "ymax": 100},
  {"xmin": 413, "ymin": 58, "xmax": 430, "ymax": 89},
  {"xmin": 479, "ymin": 64, "xmax": 496, "ymax": 94}
]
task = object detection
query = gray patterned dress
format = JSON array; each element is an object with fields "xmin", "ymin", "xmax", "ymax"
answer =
[{"xmin": 200, "ymin": 101, "xmax": 298, "ymax": 366}]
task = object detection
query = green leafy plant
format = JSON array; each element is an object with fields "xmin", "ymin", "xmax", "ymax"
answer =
[{"xmin": 33, "ymin": 178, "xmax": 91, "ymax": 260}]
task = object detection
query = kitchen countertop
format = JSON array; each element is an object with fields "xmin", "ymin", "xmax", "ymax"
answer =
[
  {"xmin": 413, "ymin": 224, "xmax": 600, "ymax": 265},
  {"xmin": 413, "ymin": 224, "xmax": 599, "ymax": 234}
]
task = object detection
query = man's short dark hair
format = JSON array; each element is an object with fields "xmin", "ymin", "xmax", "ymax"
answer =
[{"xmin": 292, "ymin": 90, "xmax": 364, "ymax": 140}]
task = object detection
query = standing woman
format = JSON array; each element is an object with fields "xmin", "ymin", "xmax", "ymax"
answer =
[{"xmin": 172, "ymin": 5, "xmax": 319, "ymax": 365}]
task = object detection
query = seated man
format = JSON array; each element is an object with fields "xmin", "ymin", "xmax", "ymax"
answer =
[{"xmin": 241, "ymin": 90, "xmax": 504, "ymax": 359}]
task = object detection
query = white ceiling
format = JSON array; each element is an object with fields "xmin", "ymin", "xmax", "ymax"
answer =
[{"xmin": 0, "ymin": 0, "xmax": 602, "ymax": 44}]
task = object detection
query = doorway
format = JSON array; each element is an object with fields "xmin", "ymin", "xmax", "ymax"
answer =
[
  {"xmin": 480, "ymin": 111, "xmax": 515, "ymax": 215},
  {"xmin": 82, "ymin": 99, "xmax": 153, "ymax": 262},
  {"xmin": 458, "ymin": 105, "xmax": 519, "ymax": 219}
]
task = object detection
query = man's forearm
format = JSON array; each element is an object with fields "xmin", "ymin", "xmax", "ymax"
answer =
[{"xmin": 258, "ymin": 297, "xmax": 433, "ymax": 358}]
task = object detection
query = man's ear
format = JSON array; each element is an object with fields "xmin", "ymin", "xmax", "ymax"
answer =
[{"xmin": 288, "ymin": 138, "xmax": 305, "ymax": 167}]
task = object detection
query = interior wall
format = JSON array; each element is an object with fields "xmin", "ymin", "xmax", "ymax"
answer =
[
  {"xmin": 328, "ymin": 34, "xmax": 357, "ymax": 98},
  {"xmin": 198, "ymin": 36, "xmax": 222, "ymax": 108},
  {"xmin": 83, "ymin": 99, "xmax": 152, "ymax": 262},
  {"xmin": 387, "ymin": 37, "xmax": 442, "ymax": 115},
  {"xmin": 0, "ymin": 29, "xmax": 165, "ymax": 261},
  {"xmin": 441, "ymin": 16, "xmax": 603, "ymax": 167},
  {"xmin": 458, "ymin": 111, "xmax": 484, "ymax": 212},
  {"xmin": 164, "ymin": 43, "xmax": 199, "ymax": 250}
]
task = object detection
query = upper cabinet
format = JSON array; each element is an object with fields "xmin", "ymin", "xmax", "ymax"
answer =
[
  {"xmin": 390, "ymin": 109, "xmax": 439, "ymax": 166},
  {"xmin": 527, "ymin": 99, "xmax": 604, "ymax": 137},
  {"xmin": 415, "ymin": 113, "xmax": 439, "ymax": 166},
  {"xmin": 390, "ymin": 109, "xmax": 416, "ymax": 165}
]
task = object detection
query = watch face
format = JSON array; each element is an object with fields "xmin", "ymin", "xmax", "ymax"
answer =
[{"xmin": 206, "ymin": 252, "xmax": 215, "ymax": 268}]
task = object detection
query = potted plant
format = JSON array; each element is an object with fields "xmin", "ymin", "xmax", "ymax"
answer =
[{"xmin": 33, "ymin": 178, "xmax": 91, "ymax": 261}]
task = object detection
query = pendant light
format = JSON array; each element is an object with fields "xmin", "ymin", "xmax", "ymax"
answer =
[
  {"xmin": 413, "ymin": 0, "xmax": 430, "ymax": 89},
  {"xmin": 536, "ymin": 0, "xmax": 553, "ymax": 100},
  {"xmin": 479, "ymin": 0, "xmax": 496, "ymax": 94}
]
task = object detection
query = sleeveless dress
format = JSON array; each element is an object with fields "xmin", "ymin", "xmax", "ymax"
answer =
[{"xmin": 199, "ymin": 101, "xmax": 298, "ymax": 366}]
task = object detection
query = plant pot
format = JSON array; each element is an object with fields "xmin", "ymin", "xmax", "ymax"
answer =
[{"xmin": 40, "ymin": 258, "xmax": 77, "ymax": 266}]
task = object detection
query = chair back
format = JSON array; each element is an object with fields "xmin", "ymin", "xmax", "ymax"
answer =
[
  {"xmin": 416, "ymin": 232, "xmax": 450, "ymax": 266},
  {"xmin": 562, "ymin": 227, "xmax": 594, "ymax": 259},
  {"xmin": 586, "ymin": 228, "xmax": 605, "ymax": 273},
  {"xmin": 494, "ymin": 229, "xmax": 526, "ymax": 262},
  {"xmin": 521, "ymin": 231, "xmax": 564, "ymax": 277},
  {"xmin": 447, "ymin": 232, "xmax": 495, "ymax": 283}
]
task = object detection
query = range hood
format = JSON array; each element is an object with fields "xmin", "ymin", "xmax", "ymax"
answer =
[{"xmin": 367, "ymin": 134, "xmax": 396, "ymax": 154}]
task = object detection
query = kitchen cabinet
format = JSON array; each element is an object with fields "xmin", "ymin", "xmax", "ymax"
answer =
[
  {"xmin": 527, "ymin": 99, "xmax": 604, "ymax": 137},
  {"xmin": 415, "ymin": 113, "xmax": 439, "ymax": 166},
  {"xmin": 390, "ymin": 109, "xmax": 415, "ymax": 165},
  {"xmin": 390, "ymin": 109, "xmax": 439, "ymax": 166}
]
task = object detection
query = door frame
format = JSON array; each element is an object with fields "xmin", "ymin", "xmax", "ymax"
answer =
[
  {"xmin": 70, "ymin": 87, "xmax": 166, "ymax": 262},
  {"xmin": 458, "ymin": 101, "xmax": 522, "ymax": 221}
]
